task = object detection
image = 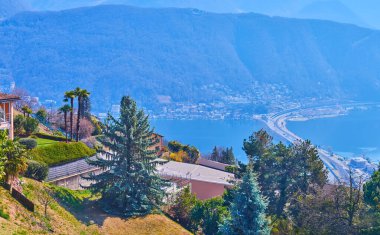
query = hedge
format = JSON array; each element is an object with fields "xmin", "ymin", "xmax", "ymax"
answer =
[
  {"xmin": 33, "ymin": 133, "xmax": 68, "ymax": 142},
  {"xmin": 30, "ymin": 142, "xmax": 96, "ymax": 166},
  {"xmin": 23, "ymin": 160, "xmax": 49, "ymax": 181},
  {"xmin": 19, "ymin": 138, "xmax": 38, "ymax": 150}
]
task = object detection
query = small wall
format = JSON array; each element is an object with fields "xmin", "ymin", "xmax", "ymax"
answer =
[{"xmin": 190, "ymin": 180, "xmax": 227, "ymax": 200}]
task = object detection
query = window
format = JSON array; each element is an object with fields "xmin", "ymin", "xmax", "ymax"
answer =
[{"xmin": 0, "ymin": 106, "xmax": 5, "ymax": 123}]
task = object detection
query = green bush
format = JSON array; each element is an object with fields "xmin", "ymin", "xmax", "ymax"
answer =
[
  {"xmin": 35, "ymin": 108, "xmax": 48, "ymax": 122},
  {"xmin": 34, "ymin": 133, "xmax": 67, "ymax": 142},
  {"xmin": 19, "ymin": 138, "xmax": 38, "ymax": 150},
  {"xmin": 0, "ymin": 207, "xmax": 9, "ymax": 220},
  {"xmin": 14, "ymin": 114, "xmax": 25, "ymax": 136},
  {"xmin": 30, "ymin": 142, "xmax": 96, "ymax": 166},
  {"xmin": 23, "ymin": 160, "xmax": 48, "ymax": 181},
  {"xmin": 23, "ymin": 117, "xmax": 39, "ymax": 135}
]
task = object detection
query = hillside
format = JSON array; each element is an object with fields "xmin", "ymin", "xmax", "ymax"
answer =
[
  {"xmin": 0, "ymin": 179, "xmax": 190, "ymax": 234},
  {"xmin": 0, "ymin": 179, "xmax": 100, "ymax": 234},
  {"xmin": 1, "ymin": 5, "xmax": 380, "ymax": 113}
]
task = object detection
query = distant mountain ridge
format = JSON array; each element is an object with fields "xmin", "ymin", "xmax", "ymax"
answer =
[
  {"xmin": 22, "ymin": 0, "xmax": 380, "ymax": 29},
  {"xmin": 0, "ymin": 0, "xmax": 26, "ymax": 19},
  {"xmin": 1, "ymin": 5, "xmax": 380, "ymax": 113}
]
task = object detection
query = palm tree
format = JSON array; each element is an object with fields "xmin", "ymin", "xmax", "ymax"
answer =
[
  {"xmin": 64, "ymin": 91, "xmax": 76, "ymax": 141},
  {"xmin": 21, "ymin": 105, "xmax": 32, "ymax": 117},
  {"xmin": 74, "ymin": 88, "xmax": 90, "ymax": 142},
  {"xmin": 59, "ymin": 105, "xmax": 71, "ymax": 143}
]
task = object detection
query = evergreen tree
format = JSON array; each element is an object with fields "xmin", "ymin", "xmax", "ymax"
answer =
[
  {"xmin": 364, "ymin": 168, "xmax": 380, "ymax": 211},
  {"xmin": 219, "ymin": 169, "xmax": 270, "ymax": 235},
  {"xmin": 210, "ymin": 146, "xmax": 219, "ymax": 161},
  {"xmin": 225, "ymin": 147, "xmax": 236, "ymax": 165},
  {"xmin": 84, "ymin": 96, "xmax": 168, "ymax": 217},
  {"xmin": 243, "ymin": 129, "xmax": 273, "ymax": 171}
]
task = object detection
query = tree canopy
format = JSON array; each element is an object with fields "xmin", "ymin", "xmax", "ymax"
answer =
[{"xmin": 84, "ymin": 96, "xmax": 168, "ymax": 217}]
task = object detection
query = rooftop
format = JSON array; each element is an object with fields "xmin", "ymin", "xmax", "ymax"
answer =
[
  {"xmin": 47, "ymin": 156, "xmax": 98, "ymax": 182},
  {"xmin": 0, "ymin": 93, "xmax": 20, "ymax": 101},
  {"xmin": 196, "ymin": 157, "xmax": 230, "ymax": 171},
  {"xmin": 157, "ymin": 161, "xmax": 234, "ymax": 186}
]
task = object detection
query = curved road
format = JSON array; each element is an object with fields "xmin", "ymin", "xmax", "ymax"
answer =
[{"xmin": 261, "ymin": 102, "xmax": 380, "ymax": 184}]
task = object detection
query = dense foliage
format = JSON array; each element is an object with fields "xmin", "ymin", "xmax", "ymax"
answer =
[
  {"xmin": 14, "ymin": 115, "xmax": 39, "ymax": 136},
  {"xmin": 35, "ymin": 108, "xmax": 48, "ymax": 123},
  {"xmin": 169, "ymin": 186, "xmax": 197, "ymax": 229},
  {"xmin": 191, "ymin": 197, "xmax": 229, "ymax": 235},
  {"xmin": 210, "ymin": 146, "xmax": 236, "ymax": 165},
  {"xmin": 85, "ymin": 96, "xmax": 168, "ymax": 217},
  {"xmin": 23, "ymin": 160, "xmax": 49, "ymax": 181},
  {"xmin": 33, "ymin": 133, "xmax": 68, "ymax": 142},
  {"xmin": 219, "ymin": 168, "xmax": 270, "ymax": 235},
  {"xmin": 0, "ymin": 131, "xmax": 28, "ymax": 183},
  {"xmin": 243, "ymin": 130, "xmax": 327, "ymax": 216},
  {"xmin": 364, "ymin": 168, "xmax": 380, "ymax": 211},
  {"xmin": 30, "ymin": 142, "xmax": 96, "ymax": 166},
  {"xmin": 18, "ymin": 138, "xmax": 37, "ymax": 150},
  {"xmin": 167, "ymin": 141, "xmax": 200, "ymax": 163}
]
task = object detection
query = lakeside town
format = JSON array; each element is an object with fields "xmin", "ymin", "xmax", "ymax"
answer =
[
  {"xmin": 2, "ymin": 1, "xmax": 380, "ymax": 234},
  {"xmin": 1, "ymin": 86, "xmax": 380, "ymax": 234}
]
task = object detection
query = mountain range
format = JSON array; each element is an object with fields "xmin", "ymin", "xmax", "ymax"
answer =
[
  {"xmin": 3, "ymin": 0, "xmax": 378, "ymax": 29},
  {"xmin": 1, "ymin": 5, "xmax": 380, "ymax": 113}
]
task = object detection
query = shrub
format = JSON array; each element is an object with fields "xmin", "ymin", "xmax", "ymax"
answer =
[
  {"xmin": 23, "ymin": 160, "xmax": 48, "ymax": 181},
  {"xmin": 35, "ymin": 109, "xmax": 48, "ymax": 122},
  {"xmin": 0, "ymin": 207, "xmax": 9, "ymax": 220},
  {"xmin": 53, "ymin": 131, "xmax": 64, "ymax": 137},
  {"xmin": 19, "ymin": 138, "xmax": 37, "ymax": 150},
  {"xmin": 167, "ymin": 141, "xmax": 200, "ymax": 164},
  {"xmin": 169, "ymin": 186, "xmax": 198, "ymax": 229},
  {"xmin": 24, "ymin": 117, "xmax": 39, "ymax": 135},
  {"xmin": 34, "ymin": 133, "xmax": 67, "ymax": 142},
  {"xmin": 14, "ymin": 114, "xmax": 25, "ymax": 136},
  {"xmin": 30, "ymin": 142, "xmax": 96, "ymax": 166},
  {"xmin": 190, "ymin": 197, "xmax": 229, "ymax": 235}
]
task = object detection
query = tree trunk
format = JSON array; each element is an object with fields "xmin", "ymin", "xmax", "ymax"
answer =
[
  {"xmin": 76, "ymin": 96, "xmax": 81, "ymax": 142},
  {"xmin": 70, "ymin": 98, "xmax": 74, "ymax": 141},
  {"xmin": 64, "ymin": 112, "xmax": 68, "ymax": 143}
]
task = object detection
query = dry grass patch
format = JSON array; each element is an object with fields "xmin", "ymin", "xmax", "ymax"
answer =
[
  {"xmin": 0, "ymin": 179, "xmax": 100, "ymax": 235},
  {"xmin": 101, "ymin": 214, "xmax": 191, "ymax": 235}
]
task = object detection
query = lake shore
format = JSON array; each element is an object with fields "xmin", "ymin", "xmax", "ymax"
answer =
[{"xmin": 255, "ymin": 102, "xmax": 380, "ymax": 183}]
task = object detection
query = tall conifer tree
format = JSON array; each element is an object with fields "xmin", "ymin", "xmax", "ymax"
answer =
[
  {"xmin": 219, "ymin": 168, "xmax": 270, "ymax": 235},
  {"xmin": 84, "ymin": 96, "xmax": 167, "ymax": 216}
]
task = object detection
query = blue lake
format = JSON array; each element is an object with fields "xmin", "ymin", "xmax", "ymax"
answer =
[
  {"xmin": 287, "ymin": 106, "xmax": 380, "ymax": 162},
  {"xmin": 151, "ymin": 106, "xmax": 380, "ymax": 163},
  {"xmin": 150, "ymin": 119, "xmax": 265, "ymax": 162}
]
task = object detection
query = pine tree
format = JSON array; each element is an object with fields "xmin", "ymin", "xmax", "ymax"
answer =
[
  {"xmin": 225, "ymin": 147, "xmax": 236, "ymax": 165},
  {"xmin": 210, "ymin": 146, "xmax": 219, "ymax": 161},
  {"xmin": 219, "ymin": 168, "xmax": 270, "ymax": 235},
  {"xmin": 84, "ymin": 96, "xmax": 168, "ymax": 217}
]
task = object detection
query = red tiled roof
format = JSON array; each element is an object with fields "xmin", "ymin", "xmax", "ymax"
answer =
[{"xmin": 0, "ymin": 93, "xmax": 20, "ymax": 101}]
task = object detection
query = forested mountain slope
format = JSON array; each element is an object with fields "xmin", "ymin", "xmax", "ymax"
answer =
[{"xmin": 1, "ymin": 5, "xmax": 380, "ymax": 112}]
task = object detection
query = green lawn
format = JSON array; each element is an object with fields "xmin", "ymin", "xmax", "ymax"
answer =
[
  {"xmin": 35, "ymin": 137, "xmax": 59, "ymax": 147},
  {"xmin": 30, "ymin": 142, "xmax": 96, "ymax": 166}
]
